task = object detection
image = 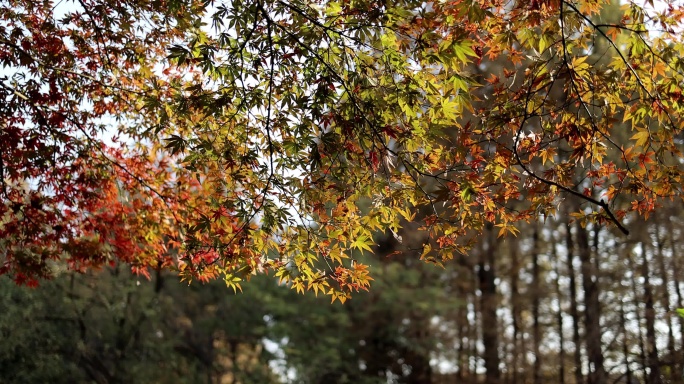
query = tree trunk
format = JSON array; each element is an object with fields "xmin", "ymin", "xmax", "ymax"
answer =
[
  {"xmin": 620, "ymin": 294, "xmax": 633, "ymax": 384},
  {"xmin": 404, "ymin": 311, "xmax": 432, "ymax": 384},
  {"xmin": 509, "ymin": 236, "xmax": 522, "ymax": 384},
  {"xmin": 531, "ymin": 224, "xmax": 542, "ymax": 384},
  {"xmin": 470, "ymin": 286, "xmax": 478, "ymax": 382},
  {"xmin": 666, "ymin": 216, "xmax": 684, "ymax": 369},
  {"xmin": 627, "ymin": 244, "xmax": 647, "ymax": 375},
  {"xmin": 565, "ymin": 213, "xmax": 584, "ymax": 384},
  {"xmin": 479, "ymin": 224, "xmax": 501, "ymax": 384},
  {"xmin": 576, "ymin": 221, "xmax": 605, "ymax": 384},
  {"xmin": 553, "ymin": 240, "xmax": 566, "ymax": 384},
  {"xmin": 653, "ymin": 217, "xmax": 676, "ymax": 378},
  {"xmin": 640, "ymin": 242, "xmax": 662, "ymax": 384},
  {"xmin": 457, "ymin": 285, "xmax": 467, "ymax": 380}
]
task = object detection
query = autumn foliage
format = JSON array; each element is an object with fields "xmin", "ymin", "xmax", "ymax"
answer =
[{"xmin": 2, "ymin": 0, "xmax": 684, "ymax": 300}]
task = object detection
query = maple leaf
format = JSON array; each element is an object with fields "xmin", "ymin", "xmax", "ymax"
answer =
[
  {"xmin": 631, "ymin": 130, "xmax": 650, "ymax": 148},
  {"xmin": 350, "ymin": 236, "xmax": 374, "ymax": 254}
]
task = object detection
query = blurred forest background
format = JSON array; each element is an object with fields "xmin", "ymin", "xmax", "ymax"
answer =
[{"xmin": 2, "ymin": 202, "xmax": 684, "ymax": 383}]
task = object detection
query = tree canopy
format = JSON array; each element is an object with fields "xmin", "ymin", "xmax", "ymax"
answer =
[{"xmin": 3, "ymin": 0, "xmax": 684, "ymax": 300}]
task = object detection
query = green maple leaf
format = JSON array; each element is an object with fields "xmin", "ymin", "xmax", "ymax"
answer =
[{"xmin": 350, "ymin": 235, "xmax": 373, "ymax": 253}]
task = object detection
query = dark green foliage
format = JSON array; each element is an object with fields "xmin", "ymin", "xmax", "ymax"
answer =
[
  {"xmin": 0, "ymin": 250, "xmax": 456, "ymax": 384},
  {"xmin": 0, "ymin": 269, "xmax": 278, "ymax": 383}
]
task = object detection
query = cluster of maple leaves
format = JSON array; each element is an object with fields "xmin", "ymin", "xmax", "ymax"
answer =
[{"xmin": 2, "ymin": 0, "xmax": 684, "ymax": 301}]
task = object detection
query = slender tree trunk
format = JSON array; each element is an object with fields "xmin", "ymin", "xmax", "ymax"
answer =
[
  {"xmin": 640, "ymin": 242, "xmax": 662, "ymax": 384},
  {"xmin": 480, "ymin": 224, "xmax": 501, "ymax": 384},
  {"xmin": 230, "ymin": 340, "xmax": 238, "ymax": 384},
  {"xmin": 457, "ymin": 283, "xmax": 467, "ymax": 380},
  {"xmin": 620, "ymin": 297, "xmax": 633, "ymax": 384},
  {"xmin": 666, "ymin": 217, "xmax": 684, "ymax": 367},
  {"xmin": 470, "ymin": 289, "xmax": 478, "ymax": 382},
  {"xmin": 404, "ymin": 311, "xmax": 432, "ymax": 384},
  {"xmin": 531, "ymin": 224, "xmax": 542, "ymax": 384},
  {"xmin": 653, "ymin": 218, "xmax": 676, "ymax": 378},
  {"xmin": 576, "ymin": 221, "xmax": 605, "ymax": 384},
  {"xmin": 509, "ymin": 236, "xmax": 521, "ymax": 384},
  {"xmin": 627, "ymin": 246, "xmax": 647, "ymax": 375},
  {"xmin": 565, "ymin": 213, "xmax": 584, "ymax": 384},
  {"xmin": 553, "ymin": 240, "xmax": 566, "ymax": 384}
]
